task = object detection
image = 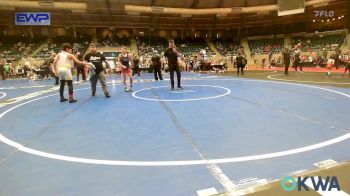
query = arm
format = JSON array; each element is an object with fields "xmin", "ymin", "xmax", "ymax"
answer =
[
  {"xmin": 69, "ymin": 54, "xmax": 91, "ymax": 67},
  {"xmin": 163, "ymin": 50, "xmax": 169, "ymax": 65},
  {"xmin": 50, "ymin": 63, "xmax": 56, "ymax": 75},
  {"xmin": 52, "ymin": 54, "xmax": 59, "ymax": 74},
  {"xmin": 100, "ymin": 54, "xmax": 110, "ymax": 69},
  {"xmin": 129, "ymin": 55, "xmax": 133, "ymax": 69},
  {"xmin": 103, "ymin": 60, "xmax": 111, "ymax": 69},
  {"xmin": 173, "ymin": 47, "xmax": 182, "ymax": 57},
  {"xmin": 83, "ymin": 54, "xmax": 91, "ymax": 68}
]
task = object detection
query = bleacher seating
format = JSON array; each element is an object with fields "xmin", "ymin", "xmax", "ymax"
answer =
[
  {"xmin": 213, "ymin": 38, "xmax": 243, "ymax": 56},
  {"xmin": 248, "ymin": 38, "xmax": 284, "ymax": 54},
  {"xmin": 174, "ymin": 37, "xmax": 215, "ymax": 57},
  {"xmin": 291, "ymin": 34, "xmax": 345, "ymax": 51},
  {"xmin": 33, "ymin": 36, "xmax": 91, "ymax": 58},
  {"xmin": 97, "ymin": 37, "xmax": 130, "ymax": 47},
  {"xmin": 137, "ymin": 36, "xmax": 168, "ymax": 57},
  {"xmin": 0, "ymin": 36, "xmax": 43, "ymax": 61}
]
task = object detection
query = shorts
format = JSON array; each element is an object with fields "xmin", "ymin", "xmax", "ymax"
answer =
[
  {"xmin": 58, "ymin": 67, "xmax": 73, "ymax": 80},
  {"xmin": 121, "ymin": 68, "xmax": 132, "ymax": 75}
]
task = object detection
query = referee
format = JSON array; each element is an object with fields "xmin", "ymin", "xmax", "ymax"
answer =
[
  {"xmin": 282, "ymin": 48, "xmax": 291, "ymax": 75},
  {"xmin": 164, "ymin": 39, "xmax": 182, "ymax": 90}
]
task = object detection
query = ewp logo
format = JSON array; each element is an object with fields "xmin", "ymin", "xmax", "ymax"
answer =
[
  {"xmin": 282, "ymin": 176, "xmax": 341, "ymax": 192},
  {"xmin": 15, "ymin": 12, "xmax": 51, "ymax": 26}
]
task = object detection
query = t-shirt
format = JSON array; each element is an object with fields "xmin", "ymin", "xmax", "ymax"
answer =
[
  {"xmin": 164, "ymin": 47, "xmax": 179, "ymax": 65},
  {"xmin": 151, "ymin": 55, "xmax": 161, "ymax": 68},
  {"xmin": 242, "ymin": 57, "xmax": 247, "ymax": 65},
  {"xmin": 84, "ymin": 52, "xmax": 106, "ymax": 75},
  {"xmin": 4, "ymin": 64, "xmax": 10, "ymax": 73},
  {"xmin": 236, "ymin": 56, "xmax": 243, "ymax": 66},
  {"xmin": 334, "ymin": 54, "xmax": 340, "ymax": 64},
  {"xmin": 282, "ymin": 51, "xmax": 291, "ymax": 64}
]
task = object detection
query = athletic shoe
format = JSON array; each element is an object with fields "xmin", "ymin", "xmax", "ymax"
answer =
[
  {"xmin": 69, "ymin": 99, "xmax": 77, "ymax": 103},
  {"xmin": 124, "ymin": 87, "xmax": 128, "ymax": 92},
  {"xmin": 178, "ymin": 86, "xmax": 183, "ymax": 90},
  {"xmin": 91, "ymin": 92, "xmax": 96, "ymax": 96},
  {"xmin": 170, "ymin": 88, "xmax": 175, "ymax": 91},
  {"xmin": 60, "ymin": 98, "xmax": 68, "ymax": 102}
]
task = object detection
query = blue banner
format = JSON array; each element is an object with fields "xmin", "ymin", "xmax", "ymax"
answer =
[{"xmin": 15, "ymin": 12, "xmax": 51, "ymax": 26}]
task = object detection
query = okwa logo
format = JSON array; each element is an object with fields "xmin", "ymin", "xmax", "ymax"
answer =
[{"xmin": 281, "ymin": 176, "xmax": 341, "ymax": 192}]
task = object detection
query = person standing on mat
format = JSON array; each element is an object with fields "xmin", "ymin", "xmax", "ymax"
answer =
[
  {"xmin": 164, "ymin": 39, "xmax": 182, "ymax": 90},
  {"xmin": 132, "ymin": 55, "xmax": 141, "ymax": 78},
  {"xmin": 4, "ymin": 62, "xmax": 10, "ymax": 79},
  {"xmin": 282, "ymin": 48, "xmax": 291, "ymax": 75},
  {"xmin": 152, "ymin": 52, "xmax": 163, "ymax": 81},
  {"xmin": 75, "ymin": 51, "xmax": 86, "ymax": 82},
  {"xmin": 293, "ymin": 49, "xmax": 302, "ymax": 72},
  {"xmin": 334, "ymin": 49, "xmax": 341, "ymax": 69},
  {"xmin": 118, "ymin": 46, "xmax": 133, "ymax": 92},
  {"xmin": 235, "ymin": 52, "xmax": 244, "ymax": 75},
  {"xmin": 84, "ymin": 43, "xmax": 111, "ymax": 98},
  {"xmin": 343, "ymin": 54, "xmax": 350, "ymax": 77},
  {"xmin": 53, "ymin": 43, "xmax": 92, "ymax": 103},
  {"xmin": 326, "ymin": 55, "xmax": 335, "ymax": 78}
]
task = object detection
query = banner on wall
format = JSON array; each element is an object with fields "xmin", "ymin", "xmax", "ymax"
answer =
[{"xmin": 15, "ymin": 12, "xmax": 51, "ymax": 26}]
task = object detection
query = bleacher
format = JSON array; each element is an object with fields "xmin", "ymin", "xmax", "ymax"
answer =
[
  {"xmin": 0, "ymin": 36, "xmax": 43, "ymax": 61},
  {"xmin": 137, "ymin": 36, "xmax": 168, "ymax": 57},
  {"xmin": 33, "ymin": 36, "xmax": 91, "ymax": 59},
  {"xmin": 213, "ymin": 38, "xmax": 243, "ymax": 56},
  {"xmin": 174, "ymin": 37, "xmax": 215, "ymax": 57},
  {"xmin": 291, "ymin": 34, "xmax": 346, "ymax": 51},
  {"xmin": 248, "ymin": 38, "xmax": 284, "ymax": 54},
  {"xmin": 97, "ymin": 37, "xmax": 130, "ymax": 47}
]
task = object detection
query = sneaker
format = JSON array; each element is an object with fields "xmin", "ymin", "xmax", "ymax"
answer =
[
  {"xmin": 124, "ymin": 87, "xmax": 128, "ymax": 92},
  {"xmin": 178, "ymin": 86, "xmax": 183, "ymax": 90},
  {"xmin": 60, "ymin": 98, "xmax": 68, "ymax": 102},
  {"xmin": 91, "ymin": 92, "xmax": 96, "ymax": 96},
  {"xmin": 170, "ymin": 88, "xmax": 175, "ymax": 91},
  {"xmin": 105, "ymin": 94, "xmax": 110, "ymax": 98},
  {"xmin": 69, "ymin": 99, "xmax": 77, "ymax": 103}
]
